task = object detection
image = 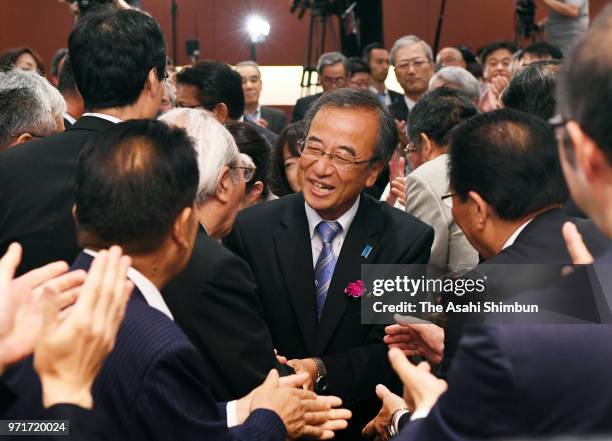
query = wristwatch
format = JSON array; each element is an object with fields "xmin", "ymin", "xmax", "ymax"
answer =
[
  {"xmin": 387, "ymin": 407, "xmax": 410, "ymax": 437},
  {"xmin": 311, "ymin": 357, "xmax": 328, "ymax": 394}
]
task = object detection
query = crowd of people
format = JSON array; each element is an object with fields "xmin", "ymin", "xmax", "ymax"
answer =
[{"xmin": 1, "ymin": 0, "xmax": 611, "ymax": 439}]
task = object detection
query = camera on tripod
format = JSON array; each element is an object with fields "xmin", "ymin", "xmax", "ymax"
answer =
[{"xmin": 515, "ymin": 0, "xmax": 539, "ymax": 38}]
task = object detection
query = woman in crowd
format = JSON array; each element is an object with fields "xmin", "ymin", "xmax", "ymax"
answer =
[
  {"xmin": 0, "ymin": 47, "xmax": 45, "ymax": 75},
  {"xmin": 269, "ymin": 121, "xmax": 304, "ymax": 197}
]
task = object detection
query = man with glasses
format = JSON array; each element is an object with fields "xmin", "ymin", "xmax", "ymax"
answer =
[
  {"xmin": 389, "ymin": 35, "xmax": 435, "ymax": 122},
  {"xmin": 291, "ymin": 52, "xmax": 347, "ymax": 122},
  {"xmin": 225, "ymin": 88, "xmax": 433, "ymax": 440}
]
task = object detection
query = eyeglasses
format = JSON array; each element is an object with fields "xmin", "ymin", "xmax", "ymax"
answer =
[
  {"xmin": 298, "ymin": 139, "xmax": 380, "ymax": 170},
  {"xmin": 232, "ymin": 166, "xmax": 256, "ymax": 183},
  {"xmin": 321, "ymin": 76, "xmax": 347, "ymax": 88},
  {"xmin": 441, "ymin": 193, "xmax": 457, "ymax": 201},
  {"xmin": 395, "ymin": 58, "xmax": 431, "ymax": 71}
]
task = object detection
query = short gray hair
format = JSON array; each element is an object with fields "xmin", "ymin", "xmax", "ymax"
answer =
[
  {"xmin": 0, "ymin": 69, "xmax": 57, "ymax": 145},
  {"xmin": 235, "ymin": 60, "xmax": 261, "ymax": 76},
  {"xmin": 303, "ymin": 88, "xmax": 398, "ymax": 166},
  {"xmin": 316, "ymin": 51, "xmax": 347, "ymax": 74},
  {"xmin": 159, "ymin": 108, "xmax": 241, "ymax": 203},
  {"xmin": 429, "ymin": 67, "xmax": 481, "ymax": 103},
  {"xmin": 390, "ymin": 35, "xmax": 433, "ymax": 66}
]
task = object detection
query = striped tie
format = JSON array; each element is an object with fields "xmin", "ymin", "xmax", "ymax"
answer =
[{"xmin": 314, "ymin": 221, "xmax": 342, "ymax": 320}]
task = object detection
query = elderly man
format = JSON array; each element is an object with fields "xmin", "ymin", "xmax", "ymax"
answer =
[
  {"xmin": 291, "ymin": 51, "xmax": 347, "ymax": 122},
  {"xmin": 478, "ymin": 40, "xmax": 516, "ymax": 112},
  {"xmin": 428, "ymin": 66, "xmax": 481, "ymax": 104},
  {"xmin": 435, "ymin": 47, "xmax": 466, "ymax": 69},
  {"xmin": 362, "ymin": 42, "xmax": 403, "ymax": 106},
  {"xmin": 235, "ymin": 60, "xmax": 286, "ymax": 134},
  {"xmin": 0, "ymin": 70, "xmax": 57, "ymax": 151},
  {"xmin": 225, "ymin": 89, "xmax": 433, "ymax": 440},
  {"xmin": 6, "ymin": 119, "xmax": 350, "ymax": 441},
  {"xmin": 366, "ymin": 6, "xmax": 612, "ymax": 439},
  {"xmin": 159, "ymin": 109, "xmax": 289, "ymax": 401},
  {"xmin": 389, "ymin": 35, "xmax": 435, "ymax": 122}
]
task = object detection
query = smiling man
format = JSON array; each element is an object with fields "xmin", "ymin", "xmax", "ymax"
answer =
[{"xmin": 225, "ymin": 88, "xmax": 433, "ymax": 440}]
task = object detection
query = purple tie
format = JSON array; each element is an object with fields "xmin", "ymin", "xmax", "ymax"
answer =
[{"xmin": 314, "ymin": 221, "xmax": 342, "ymax": 320}]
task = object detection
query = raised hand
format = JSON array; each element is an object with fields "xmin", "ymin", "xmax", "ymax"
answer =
[
  {"xmin": 34, "ymin": 246, "xmax": 133, "ymax": 409},
  {"xmin": 563, "ymin": 221, "xmax": 594, "ymax": 264},
  {"xmin": 384, "ymin": 322, "xmax": 444, "ymax": 365},
  {"xmin": 362, "ymin": 384, "xmax": 408, "ymax": 440}
]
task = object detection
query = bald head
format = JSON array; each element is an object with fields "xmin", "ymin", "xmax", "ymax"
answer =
[{"xmin": 436, "ymin": 47, "xmax": 466, "ymax": 69}]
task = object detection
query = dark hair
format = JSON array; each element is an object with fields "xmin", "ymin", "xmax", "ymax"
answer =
[
  {"xmin": 519, "ymin": 41, "xmax": 563, "ymax": 61},
  {"xmin": 50, "ymin": 48, "xmax": 68, "ymax": 77},
  {"xmin": 75, "ymin": 119, "xmax": 198, "ymax": 253},
  {"xmin": 480, "ymin": 40, "xmax": 517, "ymax": 65},
  {"xmin": 456, "ymin": 45, "xmax": 476, "ymax": 64},
  {"xmin": 362, "ymin": 42, "xmax": 386, "ymax": 63},
  {"xmin": 346, "ymin": 57, "xmax": 371, "ymax": 78},
  {"xmin": 557, "ymin": 3, "xmax": 612, "ymax": 165},
  {"xmin": 269, "ymin": 121, "xmax": 305, "ymax": 196},
  {"xmin": 304, "ymin": 88, "xmax": 398, "ymax": 165},
  {"xmin": 176, "ymin": 61, "xmax": 245, "ymax": 120},
  {"xmin": 225, "ymin": 121, "xmax": 271, "ymax": 198},
  {"xmin": 58, "ymin": 56, "xmax": 79, "ymax": 95},
  {"xmin": 502, "ymin": 60, "xmax": 562, "ymax": 120},
  {"xmin": 0, "ymin": 47, "xmax": 45, "ymax": 75},
  {"xmin": 68, "ymin": 7, "xmax": 166, "ymax": 110},
  {"xmin": 408, "ymin": 87, "xmax": 478, "ymax": 147},
  {"xmin": 449, "ymin": 109, "xmax": 568, "ymax": 221}
]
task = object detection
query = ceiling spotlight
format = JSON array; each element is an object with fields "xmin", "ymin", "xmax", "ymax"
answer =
[{"xmin": 246, "ymin": 15, "xmax": 271, "ymax": 44}]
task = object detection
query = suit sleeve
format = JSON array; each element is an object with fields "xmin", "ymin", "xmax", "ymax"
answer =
[
  {"xmin": 397, "ymin": 326, "xmax": 519, "ymax": 440},
  {"xmin": 38, "ymin": 404, "xmax": 112, "ymax": 441},
  {"xmin": 291, "ymin": 99, "xmax": 305, "ymax": 122},
  {"xmin": 322, "ymin": 225, "xmax": 433, "ymax": 401},
  {"xmin": 134, "ymin": 342, "xmax": 285, "ymax": 441}
]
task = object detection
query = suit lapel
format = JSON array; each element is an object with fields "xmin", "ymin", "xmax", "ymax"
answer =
[
  {"xmin": 274, "ymin": 195, "xmax": 318, "ymax": 353},
  {"xmin": 315, "ymin": 195, "xmax": 384, "ymax": 353}
]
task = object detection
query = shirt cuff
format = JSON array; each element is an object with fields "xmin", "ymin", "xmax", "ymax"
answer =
[
  {"xmin": 226, "ymin": 400, "xmax": 238, "ymax": 427},
  {"xmin": 410, "ymin": 407, "xmax": 431, "ymax": 421}
]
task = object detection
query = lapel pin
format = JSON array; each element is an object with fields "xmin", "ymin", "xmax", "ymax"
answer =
[{"xmin": 361, "ymin": 245, "xmax": 373, "ymax": 258}]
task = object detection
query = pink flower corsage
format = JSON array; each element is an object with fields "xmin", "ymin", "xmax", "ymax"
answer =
[{"xmin": 344, "ymin": 280, "xmax": 366, "ymax": 298}]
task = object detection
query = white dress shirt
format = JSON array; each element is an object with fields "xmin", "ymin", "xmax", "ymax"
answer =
[
  {"xmin": 305, "ymin": 196, "xmax": 360, "ymax": 268},
  {"xmin": 63, "ymin": 113, "xmax": 77, "ymax": 125},
  {"xmin": 82, "ymin": 112, "xmax": 123, "ymax": 124},
  {"xmin": 404, "ymin": 95, "xmax": 417, "ymax": 112},
  {"xmin": 501, "ymin": 218, "xmax": 535, "ymax": 250}
]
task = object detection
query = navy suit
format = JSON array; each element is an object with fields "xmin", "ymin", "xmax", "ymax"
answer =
[
  {"xmin": 4, "ymin": 252, "xmax": 286, "ymax": 441},
  {"xmin": 397, "ymin": 248, "xmax": 612, "ymax": 439},
  {"xmin": 291, "ymin": 93, "xmax": 322, "ymax": 122}
]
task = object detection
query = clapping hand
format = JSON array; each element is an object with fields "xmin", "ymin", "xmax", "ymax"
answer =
[
  {"xmin": 384, "ymin": 319, "xmax": 444, "ymax": 365},
  {"xmin": 362, "ymin": 384, "xmax": 408, "ymax": 440}
]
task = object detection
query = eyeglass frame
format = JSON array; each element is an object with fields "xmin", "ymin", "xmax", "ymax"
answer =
[
  {"xmin": 231, "ymin": 165, "xmax": 256, "ymax": 183},
  {"xmin": 297, "ymin": 138, "xmax": 381, "ymax": 169},
  {"xmin": 395, "ymin": 57, "xmax": 432, "ymax": 71}
]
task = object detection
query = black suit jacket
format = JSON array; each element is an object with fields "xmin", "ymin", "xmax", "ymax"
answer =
[
  {"xmin": 442, "ymin": 208, "xmax": 611, "ymax": 374},
  {"xmin": 260, "ymin": 107, "xmax": 287, "ymax": 134},
  {"xmin": 291, "ymin": 92, "xmax": 323, "ymax": 122},
  {"xmin": 389, "ymin": 96, "xmax": 408, "ymax": 122},
  {"xmin": 225, "ymin": 192, "xmax": 434, "ymax": 438},
  {"xmin": 388, "ymin": 89, "xmax": 404, "ymax": 107},
  {"xmin": 4, "ymin": 252, "xmax": 286, "ymax": 441},
  {"xmin": 162, "ymin": 228, "xmax": 290, "ymax": 401},
  {"xmin": 0, "ymin": 116, "xmax": 114, "ymax": 275}
]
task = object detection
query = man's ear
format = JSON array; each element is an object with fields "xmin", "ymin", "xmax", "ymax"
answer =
[
  {"xmin": 212, "ymin": 103, "xmax": 229, "ymax": 124},
  {"xmin": 244, "ymin": 181, "xmax": 264, "ymax": 205},
  {"xmin": 365, "ymin": 161, "xmax": 385, "ymax": 187},
  {"xmin": 566, "ymin": 121, "xmax": 607, "ymax": 182},
  {"xmin": 467, "ymin": 190, "xmax": 490, "ymax": 231},
  {"xmin": 420, "ymin": 132, "xmax": 434, "ymax": 160},
  {"xmin": 171, "ymin": 206, "xmax": 195, "ymax": 250},
  {"xmin": 72, "ymin": 204, "xmax": 79, "ymax": 226},
  {"xmin": 14, "ymin": 133, "xmax": 33, "ymax": 145},
  {"xmin": 215, "ymin": 166, "xmax": 232, "ymax": 203}
]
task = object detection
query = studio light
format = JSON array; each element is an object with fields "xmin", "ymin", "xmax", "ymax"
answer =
[{"xmin": 246, "ymin": 15, "xmax": 270, "ymax": 44}]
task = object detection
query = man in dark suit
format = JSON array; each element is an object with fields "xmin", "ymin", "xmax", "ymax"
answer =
[
  {"xmin": 388, "ymin": 36, "xmax": 435, "ymax": 122},
  {"xmin": 291, "ymin": 51, "xmax": 347, "ymax": 122},
  {"xmin": 5, "ymin": 119, "xmax": 350, "ymax": 440},
  {"xmin": 57, "ymin": 57, "xmax": 84, "ymax": 129},
  {"xmin": 0, "ymin": 6, "xmax": 167, "ymax": 275},
  {"xmin": 225, "ymin": 89, "xmax": 434, "ymax": 439},
  {"xmin": 362, "ymin": 43, "xmax": 404, "ymax": 107},
  {"xmin": 236, "ymin": 61, "xmax": 287, "ymax": 134},
  {"xmin": 159, "ymin": 107, "xmax": 289, "ymax": 401}
]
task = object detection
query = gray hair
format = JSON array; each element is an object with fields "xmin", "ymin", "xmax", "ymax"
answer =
[
  {"xmin": 303, "ymin": 88, "xmax": 398, "ymax": 165},
  {"xmin": 159, "ymin": 108, "xmax": 241, "ymax": 203},
  {"xmin": 429, "ymin": 67, "xmax": 481, "ymax": 103},
  {"xmin": 316, "ymin": 51, "xmax": 347, "ymax": 74},
  {"xmin": 235, "ymin": 60, "xmax": 261, "ymax": 76},
  {"xmin": 390, "ymin": 35, "xmax": 434, "ymax": 66},
  {"xmin": 0, "ymin": 69, "xmax": 57, "ymax": 145}
]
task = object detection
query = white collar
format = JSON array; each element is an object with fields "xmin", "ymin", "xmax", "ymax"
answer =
[
  {"xmin": 501, "ymin": 218, "xmax": 535, "ymax": 250},
  {"xmin": 245, "ymin": 106, "xmax": 261, "ymax": 119},
  {"xmin": 83, "ymin": 249, "xmax": 174, "ymax": 320},
  {"xmin": 63, "ymin": 113, "xmax": 77, "ymax": 125},
  {"xmin": 404, "ymin": 95, "xmax": 417, "ymax": 111},
  {"xmin": 82, "ymin": 112, "xmax": 123, "ymax": 124},
  {"xmin": 304, "ymin": 195, "xmax": 360, "ymax": 240}
]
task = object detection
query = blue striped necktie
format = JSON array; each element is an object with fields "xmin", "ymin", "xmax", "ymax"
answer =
[{"xmin": 314, "ymin": 221, "xmax": 342, "ymax": 320}]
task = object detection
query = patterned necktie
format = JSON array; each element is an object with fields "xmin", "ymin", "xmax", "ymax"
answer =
[{"xmin": 314, "ymin": 221, "xmax": 343, "ymax": 320}]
